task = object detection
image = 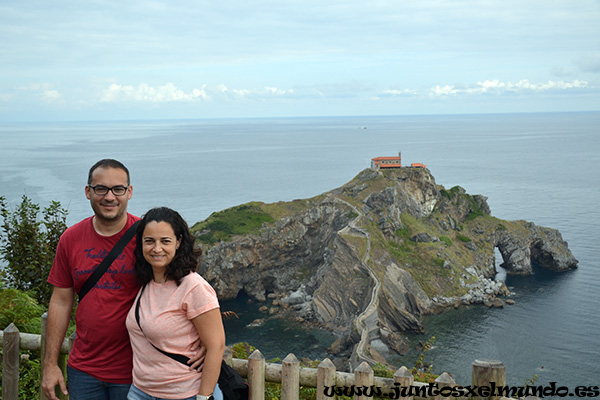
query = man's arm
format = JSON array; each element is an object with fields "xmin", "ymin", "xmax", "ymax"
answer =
[{"xmin": 41, "ymin": 286, "xmax": 74, "ymax": 400}]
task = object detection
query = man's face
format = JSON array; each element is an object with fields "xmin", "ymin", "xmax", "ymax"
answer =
[{"xmin": 85, "ymin": 167, "xmax": 132, "ymax": 223}]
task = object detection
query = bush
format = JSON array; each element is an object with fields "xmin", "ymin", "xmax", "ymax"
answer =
[
  {"xmin": 372, "ymin": 362, "xmax": 395, "ymax": 378},
  {"xmin": 0, "ymin": 195, "xmax": 67, "ymax": 305},
  {"xmin": 19, "ymin": 351, "xmax": 42, "ymax": 399},
  {"xmin": 0, "ymin": 288, "xmax": 45, "ymax": 333},
  {"xmin": 0, "ymin": 289, "xmax": 45, "ymax": 400},
  {"xmin": 457, "ymin": 235, "xmax": 472, "ymax": 243},
  {"xmin": 230, "ymin": 342, "xmax": 256, "ymax": 359},
  {"xmin": 411, "ymin": 336, "xmax": 438, "ymax": 383}
]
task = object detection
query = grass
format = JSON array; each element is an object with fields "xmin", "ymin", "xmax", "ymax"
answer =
[
  {"xmin": 261, "ymin": 198, "xmax": 317, "ymax": 220},
  {"xmin": 192, "ymin": 202, "xmax": 275, "ymax": 244},
  {"xmin": 340, "ymin": 233, "xmax": 368, "ymax": 261},
  {"xmin": 439, "ymin": 235, "xmax": 452, "ymax": 246}
]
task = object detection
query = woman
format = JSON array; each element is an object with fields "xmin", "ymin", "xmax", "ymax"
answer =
[{"xmin": 126, "ymin": 207, "xmax": 225, "ymax": 400}]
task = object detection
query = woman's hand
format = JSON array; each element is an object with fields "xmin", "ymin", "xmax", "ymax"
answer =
[{"xmin": 188, "ymin": 342, "xmax": 207, "ymax": 370}]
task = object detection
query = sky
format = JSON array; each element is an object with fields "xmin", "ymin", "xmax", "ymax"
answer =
[{"xmin": 1, "ymin": 0, "xmax": 599, "ymax": 121}]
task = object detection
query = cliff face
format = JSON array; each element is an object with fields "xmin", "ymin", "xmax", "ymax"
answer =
[{"xmin": 194, "ymin": 167, "xmax": 577, "ymax": 366}]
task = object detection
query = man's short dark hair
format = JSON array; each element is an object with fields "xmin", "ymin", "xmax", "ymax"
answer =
[{"xmin": 88, "ymin": 159, "xmax": 131, "ymax": 185}]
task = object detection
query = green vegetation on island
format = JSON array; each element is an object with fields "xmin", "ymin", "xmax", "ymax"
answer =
[{"xmin": 192, "ymin": 202, "xmax": 275, "ymax": 244}]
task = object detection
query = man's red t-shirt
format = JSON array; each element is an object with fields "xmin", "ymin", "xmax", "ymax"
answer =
[{"xmin": 48, "ymin": 213, "xmax": 140, "ymax": 384}]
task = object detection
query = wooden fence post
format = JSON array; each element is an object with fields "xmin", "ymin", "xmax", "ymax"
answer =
[
  {"xmin": 248, "ymin": 349, "xmax": 266, "ymax": 400},
  {"xmin": 394, "ymin": 366, "xmax": 414, "ymax": 400},
  {"xmin": 354, "ymin": 362, "xmax": 373, "ymax": 400},
  {"xmin": 281, "ymin": 353, "xmax": 299, "ymax": 400},
  {"xmin": 223, "ymin": 346, "xmax": 233, "ymax": 366},
  {"xmin": 433, "ymin": 372, "xmax": 456, "ymax": 400},
  {"xmin": 472, "ymin": 359, "xmax": 506, "ymax": 400},
  {"xmin": 2, "ymin": 323, "xmax": 20, "ymax": 400},
  {"xmin": 317, "ymin": 358, "xmax": 336, "ymax": 400}
]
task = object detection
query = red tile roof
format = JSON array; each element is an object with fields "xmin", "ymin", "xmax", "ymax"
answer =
[{"xmin": 371, "ymin": 156, "xmax": 402, "ymax": 161}]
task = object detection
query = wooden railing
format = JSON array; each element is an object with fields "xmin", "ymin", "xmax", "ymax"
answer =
[{"xmin": 2, "ymin": 315, "xmax": 511, "ymax": 400}]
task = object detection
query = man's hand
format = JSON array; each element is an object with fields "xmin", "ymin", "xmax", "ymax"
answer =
[
  {"xmin": 41, "ymin": 364, "xmax": 68, "ymax": 400},
  {"xmin": 188, "ymin": 342, "xmax": 207, "ymax": 371}
]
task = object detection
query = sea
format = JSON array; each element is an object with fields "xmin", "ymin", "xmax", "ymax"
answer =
[{"xmin": 0, "ymin": 112, "xmax": 598, "ymax": 390}]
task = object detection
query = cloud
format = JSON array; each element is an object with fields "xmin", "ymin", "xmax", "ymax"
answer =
[
  {"xmin": 100, "ymin": 83, "xmax": 209, "ymax": 103},
  {"xmin": 508, "ymin": 79, "xmax": 589, "ymax": 91},
  {"xmin": 217, "ymin": 85, "xmax": 251, "ymax": 99},
  {"xmin": 263, "ymin": 86, "xmax": 294, "ymax": 96},
  {"xmin": 192, "ymin": 87, "xmax": 209, "ymax": 100},
  {"xmin": 40, "ymin": 89, "xmax": 62, "ymax": 102},
  {"xmin": 380, "ymin": 89, "xmax": 419, "ymax": 97},
  {"xmin": 100, "ymin": 82, "xmax": 295, "ymax": 103},
  {"xmin": 423, "ymin": 79, "xmax": 590, "ymax": 98},
  {"xmin": 15, "ymin": 83, "xmax": 63, "ymax": 104},
  {"xmin": 218, "ymin": 85, "xmax": 295, "ymax": 100}
]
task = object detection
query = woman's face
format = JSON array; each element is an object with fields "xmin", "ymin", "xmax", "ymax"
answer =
[{"xmin": 142, "ymin": 221, "xmax": 181, "ymax": 270}]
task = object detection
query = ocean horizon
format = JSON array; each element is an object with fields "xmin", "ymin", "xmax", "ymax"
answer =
[{"xmin": 1, "ymin": 111, "xmax": 598, "ymax": 389}]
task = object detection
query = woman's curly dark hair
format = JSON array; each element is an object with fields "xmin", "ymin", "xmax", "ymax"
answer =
[{"xmin": 135, "ymin": 207, "xmax": 202, "ymax": 285}]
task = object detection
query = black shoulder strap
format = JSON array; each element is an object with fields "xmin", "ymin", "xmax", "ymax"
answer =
[
  {"xmin": 134, "ymin": 283, "xmax": 193, "ymax": 367},
  {"xmin": 79, "ymin": 220, "xmax": 140, "ymax": 301}
]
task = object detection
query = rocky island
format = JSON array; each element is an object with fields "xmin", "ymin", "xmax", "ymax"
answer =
[{"xmin": 192, "ymin": 167, "xmax": 577, "ymax": 369}]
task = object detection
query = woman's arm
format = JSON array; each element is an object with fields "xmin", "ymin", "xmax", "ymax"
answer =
[{"xmin": 192, "ymin": 308, "xmax": 226, "ymax": 397}]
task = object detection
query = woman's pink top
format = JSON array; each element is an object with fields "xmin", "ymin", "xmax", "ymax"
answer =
[{"xmin": 126, "ymin": 272, "xmax": 219, "ymax": 398}]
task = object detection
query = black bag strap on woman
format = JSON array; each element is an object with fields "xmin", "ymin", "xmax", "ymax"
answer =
[
  {"xmin": 134, "ymin": 283, "xmax": 249, "ymax": 400},
  {"xmin": 79, "ymin": 220, "xmax": 140, "ymax": 301}
]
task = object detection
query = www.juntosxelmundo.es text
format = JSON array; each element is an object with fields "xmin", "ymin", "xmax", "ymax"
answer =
[{"xmin": 322, "ymin": 382, "xmax": 600, "ymax": 398}]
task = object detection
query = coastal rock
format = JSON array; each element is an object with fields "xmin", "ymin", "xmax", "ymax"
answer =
[
  {"xmin": 484, "ymin": 298, "xmax": 504, "ymax": 308},
  {"xmin": 494, "ymin": 223, "xmax": 578, "ymax": 275},
  {"xmin": 247, "ymin": 319, "xmax": 265, "ymax": 328},
  {"xmin": 280, "ymin": 286, "xmax": 310, "ymax": 306},
  {"xmin": 379, "ymin": 263, "xmax": 429, "ymax": 332},
  {"xmin": 195, "ymin": 167, "xmax": 577, "ymax": 364},
  {"xmin": 410, "ymin": 232, "xmax": 436, "ymax": 243}
]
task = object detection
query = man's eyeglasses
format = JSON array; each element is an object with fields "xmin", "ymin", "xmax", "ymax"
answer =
[{"xmin": 88, "ymin": 185, "xmax": 129, "ymax": 196}]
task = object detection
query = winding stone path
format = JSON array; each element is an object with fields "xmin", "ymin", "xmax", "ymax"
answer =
[{"xmin": 333, "ymin": 197, "xmax": 381, "ymax": 368}]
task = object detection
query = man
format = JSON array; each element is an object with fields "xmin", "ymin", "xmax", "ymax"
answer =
[
  {"xmin": 42, "ymin": 159, "xmax": 205, "ymax": 400},
  {"xmin": 42, "ymin": 159, "xmax": 140, "ymax": 400}
]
